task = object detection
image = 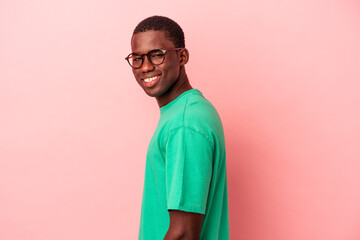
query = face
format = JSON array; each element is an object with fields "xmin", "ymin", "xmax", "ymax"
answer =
[{"xmin": 130, "ymin": 30, "xmax": 184, "ymax": 100}]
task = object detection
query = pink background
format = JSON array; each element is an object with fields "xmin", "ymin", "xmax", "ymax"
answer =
[{"xmin": 1, "ymin": 0, "xmax": 360, "ymax": 239}]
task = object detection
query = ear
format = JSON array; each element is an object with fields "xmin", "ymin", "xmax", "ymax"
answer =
[{"xmin": 179, "ymin": 48, "xmax": 189, "ymax": 66}]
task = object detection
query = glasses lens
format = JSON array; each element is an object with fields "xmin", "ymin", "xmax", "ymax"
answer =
[
  {"xmin": 128, "ymin": 54, "xmax": 142, "ymax": 68},
  {"xmin": 148, "ymin": 50, "xmax": 165, "ymax": 65}
]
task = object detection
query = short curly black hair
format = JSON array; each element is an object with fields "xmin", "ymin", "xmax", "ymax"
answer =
[{"xmin": 133, "ymin": 16, "xmax": 185, "ymax": 48}]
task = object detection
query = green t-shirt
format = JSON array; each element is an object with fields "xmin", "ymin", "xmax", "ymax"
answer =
[{"xmin": 138, "ymin": 89, "xmax": 229, "ymax": 240}]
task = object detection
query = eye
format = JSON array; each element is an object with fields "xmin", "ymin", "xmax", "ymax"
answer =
[
  {"xmin": 133, "ymin": 57, "xmax": 142, "ymax": 62},
  {"xmin": 150, "ymin": 53, "xmax": 165, "ymax": 59}
]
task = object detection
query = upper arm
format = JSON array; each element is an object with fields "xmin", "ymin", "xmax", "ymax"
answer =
[
  {"xmin": 164, "ymin": 210, "xmax": 204, "ymax": 240},
  {"xmin": 165, "ymin": 127, "xmax": 213, "ymax": 214},
  {"xmin": 164, "ymin": 127, "xmax": 212, "ymax": 239}
]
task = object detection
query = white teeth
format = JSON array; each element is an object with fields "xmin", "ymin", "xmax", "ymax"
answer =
[{"xmin": 144, "ymin": 76, "xmax": 158, "ymax": 83}]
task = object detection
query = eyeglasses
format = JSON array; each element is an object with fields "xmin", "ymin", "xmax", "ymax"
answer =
[{"xmin": 125, "ymin": 48, "xmax": 183, "ymax": 69}]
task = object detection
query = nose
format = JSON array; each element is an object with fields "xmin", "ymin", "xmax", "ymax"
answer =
[{"xmin": 141, "ymin": 56, "xmax": 155, "ymax": 72}]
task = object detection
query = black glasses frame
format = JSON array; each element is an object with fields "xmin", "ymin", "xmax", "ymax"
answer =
[{"xmin": 125, "ymin": 48, "xmax": 183, "ymax": 69}]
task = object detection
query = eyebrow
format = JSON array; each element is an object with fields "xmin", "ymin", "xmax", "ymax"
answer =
[{"xmin": 131, "ymin": 49, "xmax": 163, "ymax": 56}]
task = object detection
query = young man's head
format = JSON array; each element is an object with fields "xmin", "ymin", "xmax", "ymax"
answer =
[
  {"xmin": 133, "ymin": 15, "xmax": 185, "ymax": 48},
  {"xmin": 126, "ymin": 16, "xmax": 191, "ymax": 107}
]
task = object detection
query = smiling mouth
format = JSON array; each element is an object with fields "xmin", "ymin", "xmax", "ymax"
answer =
[
  {"xmin": 144, "ymin": 76, "xmax": 158, "ymax": 83},
  {"xmin": 142, "ymin": 75, "xmax": 161, "ymax": 88}
]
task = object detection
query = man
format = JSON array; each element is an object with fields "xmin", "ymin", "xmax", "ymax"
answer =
[{"xmin": 126, "ymin": 16, "xmax": 229, "ymax": 240}]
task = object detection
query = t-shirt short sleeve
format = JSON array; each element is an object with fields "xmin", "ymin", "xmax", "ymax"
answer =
[{"xmin": 165, "ymin": 126, "xmax": 213, "ymax": 214}]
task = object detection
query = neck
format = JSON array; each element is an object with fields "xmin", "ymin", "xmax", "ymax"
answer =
[{"xmin": 156, "ymin": 67, "xmax": 193, "ymax": 107}]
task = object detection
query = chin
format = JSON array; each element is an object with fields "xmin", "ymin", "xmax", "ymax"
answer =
[{"xmin": 142, "ymin": 87, "xmax": 162, "ymax": 98}]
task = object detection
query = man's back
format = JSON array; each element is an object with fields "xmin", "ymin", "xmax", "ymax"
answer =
[{"xmin": 139, "ymin": 89, "xmax": 229, "ymax": 240}]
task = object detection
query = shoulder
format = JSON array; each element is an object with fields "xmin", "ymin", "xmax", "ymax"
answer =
[
  {"xmin": 184, "ymin": 94, "xmax": 219, "ymax": 119},
  {"xmin": 160, "ymin": 90, "xmax": 224, "ymax": 142},
  {"xmin": 182, "ymin": 93, "xmax": 222, "ymax": 129},
  {"xmin": 172, "ymin": 92, "xmax": 223, "ymax": 140}
]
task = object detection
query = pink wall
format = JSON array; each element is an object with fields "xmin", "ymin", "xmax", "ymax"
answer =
[{"xmin": 1, "ymin": 0, "xmax": 359, "ymax": 239}]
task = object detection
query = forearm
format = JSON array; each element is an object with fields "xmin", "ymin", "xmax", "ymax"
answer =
[
  {"xmin": 164, "ymin": 210, "xmax": 203, "ymax": 240},
  {"xmin": 163, "ymin": 229, "xmax": 199, "ymax": 240}
]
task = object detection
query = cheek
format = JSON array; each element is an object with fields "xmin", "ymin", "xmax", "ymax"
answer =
[
  {"xmin": 132, "ymin": 69, "xmax": 140, "ymax": 79},
  {"xmin": 162, "ymin": 61, "xmax": 180, "ymax": 78},
  {"xmin": 166, "ymin": 66, "xmax": 180, "ymax": 79}
]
